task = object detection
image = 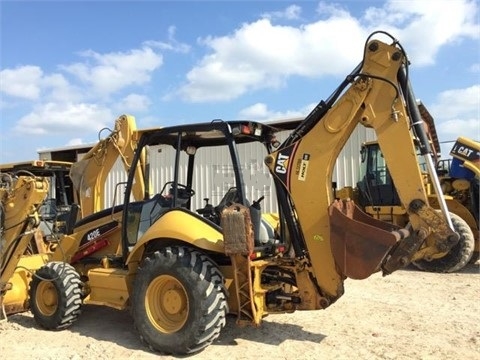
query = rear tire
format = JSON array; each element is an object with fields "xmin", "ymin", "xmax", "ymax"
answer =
[
  {"xmin": 132, "ymin": 246, "xmax": 228, "ymax": 355},
  {"xmin": 29, "ymin": 261, "xmax": 83, "ymax": 329},
  {"xmin": 413, "ymin": 212, "xmax": 475, "ymax": 273}
]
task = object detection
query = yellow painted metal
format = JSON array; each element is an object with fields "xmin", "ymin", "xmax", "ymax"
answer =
[
  {"xmin": 364, "ymin": 205, "xmax": 410, "ymax": 227},
  {"xmin": 218, "ymin": 265, "xmax": 236, "ymax": 313},
  {"xmin": 2, "ymin": 254, "xmax": 50, "ymax": 315},
  {"xmin": 145, "ymin": 275, "xmax": 189, "ymax": 333},
  {"xmin": 1, "ymin": 176, "xmax": 49, "ymax": 292},
  {"xmin": 263, "ymin": 38, "xmax": 460, "ymax": 302},
  {"xmin": 450, "ymin": 136, "xmax": 480, "ymax": 176},
  {"xmin": 69, "ymin": 114, "xmax": 146, "ymax": 218},
  {"xmin": 266, "ymin": 40, "xmax": 430, "ymax": 298},
  {"xmin": 127, "ymin": 210, "xmax": 224, "ymax": 265},
  {"xmin": 84, "ymin": 267, "xmax": 132, "ymax": 309},
  {"xmin": 35, "ymin": 279, "xmax": 58, "ymax": 316}
]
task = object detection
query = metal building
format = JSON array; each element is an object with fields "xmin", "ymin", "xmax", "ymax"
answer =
[{"xmin": 39, "ymin": 119, "xmax": 375, "ymax": 213}]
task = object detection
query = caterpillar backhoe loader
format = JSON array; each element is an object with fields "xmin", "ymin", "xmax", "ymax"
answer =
[{"xmin": 1, "ymin": 31, "xmax": 460, "ymax": 355}]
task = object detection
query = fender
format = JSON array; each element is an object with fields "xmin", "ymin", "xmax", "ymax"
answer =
[{"xmin": 126, "ymin": 209, "xmax": 224, "ymax": 265}]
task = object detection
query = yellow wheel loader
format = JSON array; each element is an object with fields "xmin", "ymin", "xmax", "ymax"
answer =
[{"xmin": 1, "ymin": 31, "xmax": 461, "ymax": 355}]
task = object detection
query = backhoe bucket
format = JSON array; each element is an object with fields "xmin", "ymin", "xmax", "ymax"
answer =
[{"xmin": 329, "ymin": 200, "xmax": 409, "ymax": 279}]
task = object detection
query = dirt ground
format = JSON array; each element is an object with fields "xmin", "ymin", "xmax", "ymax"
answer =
[{"xmin": 1, "ymin": 261, "xmax": 479, "ymax": 360}]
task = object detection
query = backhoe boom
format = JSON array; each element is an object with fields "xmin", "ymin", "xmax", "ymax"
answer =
[{"xmin": 265, "ymin": 35, "xmax": 458, "ymax": 301}]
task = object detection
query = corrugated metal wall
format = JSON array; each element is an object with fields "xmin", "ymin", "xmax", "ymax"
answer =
[{"xmin": 101, "ymin": 124, "xmax": 376, "ymax": 213}]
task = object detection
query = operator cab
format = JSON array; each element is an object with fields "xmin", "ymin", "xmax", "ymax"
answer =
[
  {"xmin": 122, "ymin": 120, "xmax": 293, "ymax": 256},
  {"xmin": 357, "ymin": 142, "xmax": 401, "ymax": 207}
]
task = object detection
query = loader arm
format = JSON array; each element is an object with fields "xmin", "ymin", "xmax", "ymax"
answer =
[
  {"xmin": 265, "ymin": 34, "xmax": 458, "ymax": 299},
  {"xmin": 69, "ymin": 114, "xmax": 146, "ymax": 218},
  {"xmin": 0, "ymin": 175, "xmax": 49, "ymax": 320}
]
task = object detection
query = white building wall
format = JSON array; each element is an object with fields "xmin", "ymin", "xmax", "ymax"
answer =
[
  {"xmin": 117, "ymin": 124, "xmax": 375, "ymax": 213},
  {"xmin": 41, "ymin": 123, "xmax": 376, "ymax": 213}
]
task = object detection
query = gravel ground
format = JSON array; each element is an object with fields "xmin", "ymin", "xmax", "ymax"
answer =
[{"xmin": 1, "ymin": 261, "xmax": 478, "ymax": 360}]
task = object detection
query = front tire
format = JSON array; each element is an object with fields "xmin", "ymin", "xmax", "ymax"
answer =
[
  {"xmin": 413, "ymin": 212, "xmax": 475, "ymax": 273},
  {"xmin": 132, "ymin": 246, "xmax": 228, "ymax": 355},
  {"xmin": 29, "ymin": 261, "xmax": 83, "ymax": 329}
]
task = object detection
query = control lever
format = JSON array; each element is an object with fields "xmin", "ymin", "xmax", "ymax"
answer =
[{"xmin": 197, "ymin": 198, "xmax": 214, "ymax": 216}]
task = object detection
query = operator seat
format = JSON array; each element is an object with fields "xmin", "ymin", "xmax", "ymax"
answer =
[{"xmin": 214, "ymin": 187, "xmax": 244, "ymax": 215}]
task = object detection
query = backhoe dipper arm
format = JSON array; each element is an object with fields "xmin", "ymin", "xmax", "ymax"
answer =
[
  {"xmin": 265, "ymin": 33, "xmax": 458, "ymax": 301},
  {"xmin": 69, "ymin": 114, "xmax": 146, "ymax": 218}
]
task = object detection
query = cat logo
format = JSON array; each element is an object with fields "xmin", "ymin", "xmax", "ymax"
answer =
[
  {"xmin": 275, "ymin": 153, "xmax": 289, "ymax": 174},
  {"xmin": 451, "ymin": 143, "xmax": 478, "ymax": 161}
]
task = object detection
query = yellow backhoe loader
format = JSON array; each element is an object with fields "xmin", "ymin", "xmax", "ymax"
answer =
[{"xmin": 1, "ymin": 31, "xmax": 460, "ymax": 355}]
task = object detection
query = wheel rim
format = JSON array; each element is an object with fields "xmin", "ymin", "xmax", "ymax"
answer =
[
  {"xmin": 35, "ymin": 281, "xmax": 58, "ymax": 316},
  {"xmin": 145, "ymin": 275, "xmax": 189, "ymax": 333}
]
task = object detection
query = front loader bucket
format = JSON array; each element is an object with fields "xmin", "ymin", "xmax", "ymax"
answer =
[{"xmin": 329, "ymin": 200, "xmax": 409, "ymax": 279}]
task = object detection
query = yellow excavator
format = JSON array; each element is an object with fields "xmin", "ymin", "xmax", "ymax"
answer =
[{"xmin": 1, "ymin": 31, "xmax": 460, "ymax": 355}]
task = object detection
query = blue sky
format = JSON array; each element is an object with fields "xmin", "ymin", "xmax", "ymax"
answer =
[{"xmin": 1, "ymin": 0, "xmax": 479, "ymax": 163}]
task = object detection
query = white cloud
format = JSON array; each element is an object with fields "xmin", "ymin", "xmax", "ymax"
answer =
[
  {"xmin": 143, "ymin": 26, "xmax": 191, "ymax": 53},
  {"xmin": 42, "ymin": 73, "xmax": 84, "ymax": 103},
  {"xmin": 437, "ymin": 118, "xmax": 479, "ymax": 137},
  {"xmin": 66, "ymin": 138, "xmax": 85, "ymax": 146},
  {"xmin": 469, "ymin": 63, "xmax": 480, "ymax": 72},
  {"xmin": 431, "ymin": 85, "xmax": 480, "ymax": 120},
  {"xmin": 238, "ymin": 102, "xmax": 315, "ymax": 121},
  {"xmin": 136, "ymin": 114, "xmax": 164, "ymax": 128},
  {"xmin": 431, "ymin": 85, "xmax": 480, "ymax": 156},
  {"xmin": 316, "ymin": 2, "xmax": 350, "ymax": 18},
  {"xmin": 1, "ymin": 65, "xmax": 85, "ymax": 104},
  {"xmin": 178, "ymin": 17, "xmax": 365, "ymax": 102},
  {"xmin": 262, "ymin": 5, "xmax": 302, "ymax": 20},
  {"xmin": 14, "ymin": 102, "xmax": 114, "ymax": 135},
  {"xmin": 4, "ymin": 45, "xmax": 163, "ymax": 153},
  {"xmin": 61, "ymin": 47, "xmax": 163, "ymax": 96},
  {"xmin": 0, "ymin": 66, "xmax": 43, "ymax": 100},
  {"xmin": 116, "ymin": 93, "xmax": 151, "ymax": 113},
  {"xmin": 177, "ymin": 0, "xmax": 478, "ymax": 102},
  {"xmin": 363, "ymin": 0, "xmax": 479, "ymax": 66}
]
